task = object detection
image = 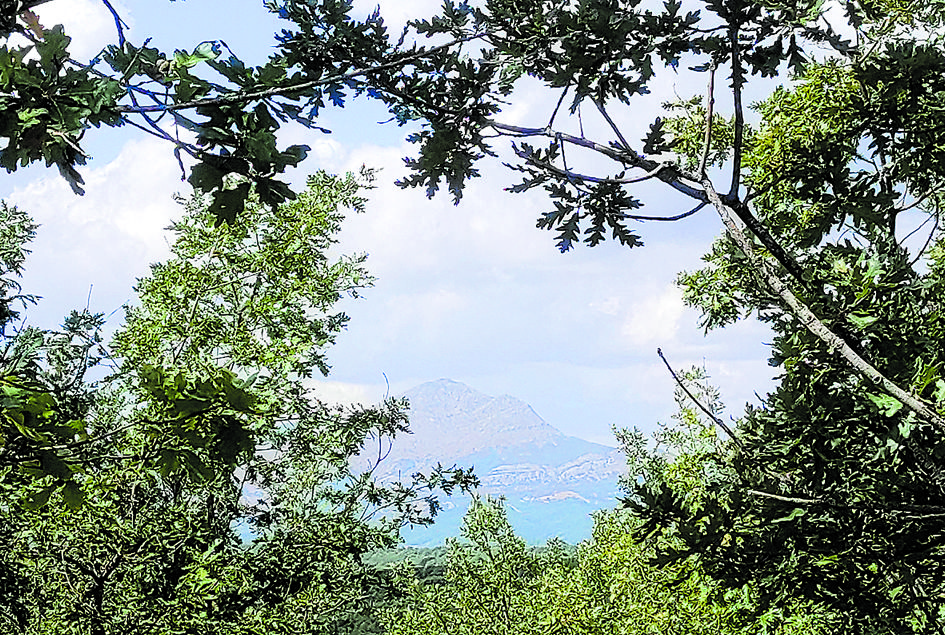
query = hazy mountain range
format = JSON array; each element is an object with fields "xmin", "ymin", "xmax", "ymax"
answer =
[{"xmin": 363, "ymin": 379, "xmax": 627, "ymax": 545}]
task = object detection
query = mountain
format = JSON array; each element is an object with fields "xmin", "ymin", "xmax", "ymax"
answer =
[{"xmin": 361, "ymin": 379, "xmax": 626, "ymax": 546}]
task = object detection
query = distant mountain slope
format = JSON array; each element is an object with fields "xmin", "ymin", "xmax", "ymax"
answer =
[{"xmin": 364, "ymin": 379, "xmax": 626, "ymax": 545}]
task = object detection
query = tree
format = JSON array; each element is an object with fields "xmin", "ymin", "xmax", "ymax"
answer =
[
  {"xmin": 0, "ymin": 171, "xmax": 475, "ymax": 633},
  {"xmin": 7, "ymin": 0, "xmax": 941, "ymax": 426},
  {"xmin": 6, "ymin": 0, "xmax": 945, "ymax": 628},
  {"xmin": 383, "ymin": 495, "xmax": 563, "ymax": 635},
  {"xmin": 290, "ymin": 3, "xmax": 945, "ymax": 631},
  {"xmin": 617, "ymin": 367, "xmax": 838, "ymax": 635}
]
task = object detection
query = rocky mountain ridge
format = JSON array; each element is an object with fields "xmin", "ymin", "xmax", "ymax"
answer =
[{"xmin": 367, "ymin": 379, "xmax": 626, "ymax": 545}]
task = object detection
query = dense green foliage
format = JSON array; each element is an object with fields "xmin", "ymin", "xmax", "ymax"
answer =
[
  {"xmin": 5, "ymin": 0, "xmax": 945, "ymax": 632},
  {"xmin": 384, "ymin": 381, "xmax": 838, "ymax": 635},
  {"xmin": 0, "ymin": 172, "xmax": 474, "ymax": 633}
]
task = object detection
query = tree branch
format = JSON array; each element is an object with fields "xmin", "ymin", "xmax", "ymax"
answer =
[
  {"xmin": 593, "ymin": 97, "xmax": 632, "ymax": 151},
  {"xmin": 112, "ymin": 33, "xmax": 485, "ymax": 114},
  {"xmin": 747, "ymin": 489, "xmax": 945, "ymax": 517},
  {"xmin": 698, "ymin": 61, "xmax": 716, "ymax": 177},
  {"xmin": 547, "ymin": 84, "xmax": 570, "ymax": 128},
  {"xmin": 657, "ymin": 347, "xmax": 744, "ymax": 448},
  {"xmin": 489, "ymin": 121, "xmax": 707, "ymax": 201},
  {"xmin": 724, "ymin": 197, "xmax": 812, "ymax": 287},
  {"xmin": 701, "ymin": 177, "xmax": 945, "ymax": 434}
]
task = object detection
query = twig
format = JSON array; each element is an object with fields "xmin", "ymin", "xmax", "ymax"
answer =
[
  {"xmin": 593, "ymin": 98, "xmax": 632, "ymax": 151},
  {"xmin": 100, "ymin": 0, "xmax": 128, "ymax": 47},
  {"xmin": 519, "ymin": 152, "xmax": 676, "ymax": 187},
  {"xmin": 900, "ymin": 213, "xmax": 933, "ymax": 245},
  {"xmin": 548, "ymin": 84, "xmax": 570, "ymax": 129},
  {"xmin": 747, "ymin": 489, "xmax": 945, "ymax": 517},
  {"xmin": 47, "ymin": 130, "xmax": 88, "ymax": 158},
  {"xmin": 624, "ymin": 202, "xmax": 706, "ymax": 222},
  {"xmin": 910, "ymin": 213, "xmax": 940, "ymax": 267},
  {"xmin": 657, "ymin": 347, "xmax": 743, "ymax": 448},
  {"xmin": 173, "ymin": 231, "xmax": 225, "ymax": 362}
]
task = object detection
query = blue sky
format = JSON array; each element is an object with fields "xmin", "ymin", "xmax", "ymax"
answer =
[{"xmin": 4, "ymin": 0, "xmax": 777, "ymax": 446}]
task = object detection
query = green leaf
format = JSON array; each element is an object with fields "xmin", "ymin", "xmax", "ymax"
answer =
[
  {"xmin": 847, "ymin": 313, "xmax": 879, "ymax": 329},
  {"xmin": 172, "ymin": 398, "xmax": 211, "ymax": 417},
  {"xmin": 39, "ymin": 451, "xmax": 73, "ymax": 480},
  {"xmin": 867, "ymin": 393, "xmax": 903, "ymax": 417},
  {"xmin": 188, "ymin": 161, "xmax": 225, "ymax": 192},
  {"xmin": 773, "ymin": 507, "xmax": 807, "ymax": 523},
  {"xmin": 933, "ymin": 379, "xmax": 945, "ymax": 404},
  {"xmin": 60, "ymin": 480, "xmax": 83, "ymax": 510},
  {"xmin": 23, "ymin": 483, "xmax": 57, "ymax": 510},
  {"xmin": 222, "ymin": 378, "xmax": 254, "ymax": 412},
  {"xmin": 208, "ymin": 182, "xmax": 251, "ymax": 225},
  {"xmin": 898, "ymin": 418, "xmax": 915, "ymax": 439}
]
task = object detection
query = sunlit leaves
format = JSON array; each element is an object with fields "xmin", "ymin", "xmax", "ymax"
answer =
[
  {"xmin": 661, "ymin": 97, "xmax": 736, "ymax": 171},
  {"xmin": 0, "ymin": 171, "xmax": 476, "ymax": 633}
]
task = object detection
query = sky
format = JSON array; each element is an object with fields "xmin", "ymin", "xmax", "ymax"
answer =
[{"xmin": 2, "ymin": 0, "xmax": 778, "ymax": 446}]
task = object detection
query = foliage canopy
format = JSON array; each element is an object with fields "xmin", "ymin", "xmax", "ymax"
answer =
[
  {"xmin": 5, "ymin": 0, "xmax": 945, "ymax": 631},
  {"xmin": 0, "ymin": 171, "xmax": 475, "ymax": 633}
]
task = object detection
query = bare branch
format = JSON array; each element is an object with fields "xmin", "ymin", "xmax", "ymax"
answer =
[
  {"xmin": 521, "ymin": 155, "xmax": 676, "ymax": 187},
  {"xmin": 592, "ymin": 98, "xmax": 632, "ymax": 151},
  {"xmin": 747, "ymin": 489, "xmax": 945, "ymax": 517},
  {"xmin": 547, "ymin": 84, "xmax": 570, "ymax": 128},
  {"xmin": 489, "ymin": 120, "xmax": 707, "ymax": 200},
  {"xmin": 657, "ymin": 348, "xmax": 744, "ymax": 447},
  {"xmin": 698, "ymin": 61, "xmax": 716, "ymax": 177},
  {"xmin": 910, "ymin": 213, "xmax": 940, "ymax": 267},
  {"xmin": 624, "ymin": 202, "xmax": 706, "ymax": 222},
  {"xmin": 900, "ymin": 213, "xmax": 934, "ymax": 245},
  {"xmin": 100, "ymin": 0, "xmax": 129, "ymax": 47}
]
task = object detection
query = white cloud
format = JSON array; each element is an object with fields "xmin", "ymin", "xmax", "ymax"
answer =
[
  {"xmin": 305, "ymin": 379, "xmax": 384, "ymax": 406},
  {"xmin": 333, "ymin": 143, "xmax": 554, "ymax": 276},
  {"xmin": 34, "ymin": 0, "xmax": 130, "ymax": 61},
  {"xmin": 9, "ymin": 135, "xmax": 184, "ymax": 324},
  {"xmin": 351, "ymin": 0, "xmax": 451, "ymax": 37},
  {"xmin": 590, "ymin": 296, "xmax": 621, "ymax": 316},
  {"xmin": 386, "ymin": 288, "xmax": 470, "ymax": 331},
  {"xmin": 0, "ymin": 0, "xmax": 780, "ymax": 450},
  {"xmin": 619, "ymin": 285, "xmax": 686, "ymax": 348}
]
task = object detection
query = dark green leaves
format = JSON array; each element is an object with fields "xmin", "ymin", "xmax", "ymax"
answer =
[
  {"xmin": 0, "ymin": 25, "xmax": 122, "ymax": 194},
  {"xmin": 642, "ymin": 117, "xmax": 673, "ymax": 155}
]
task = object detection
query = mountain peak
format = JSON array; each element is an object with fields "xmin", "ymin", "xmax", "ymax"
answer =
[
  {"xmin": 389, "ymin": 380, "xmax": 559, "ymax": 458},
  {"xmin": 372, "ymin": 379, "xmax": 627, "ymax": 545}
]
